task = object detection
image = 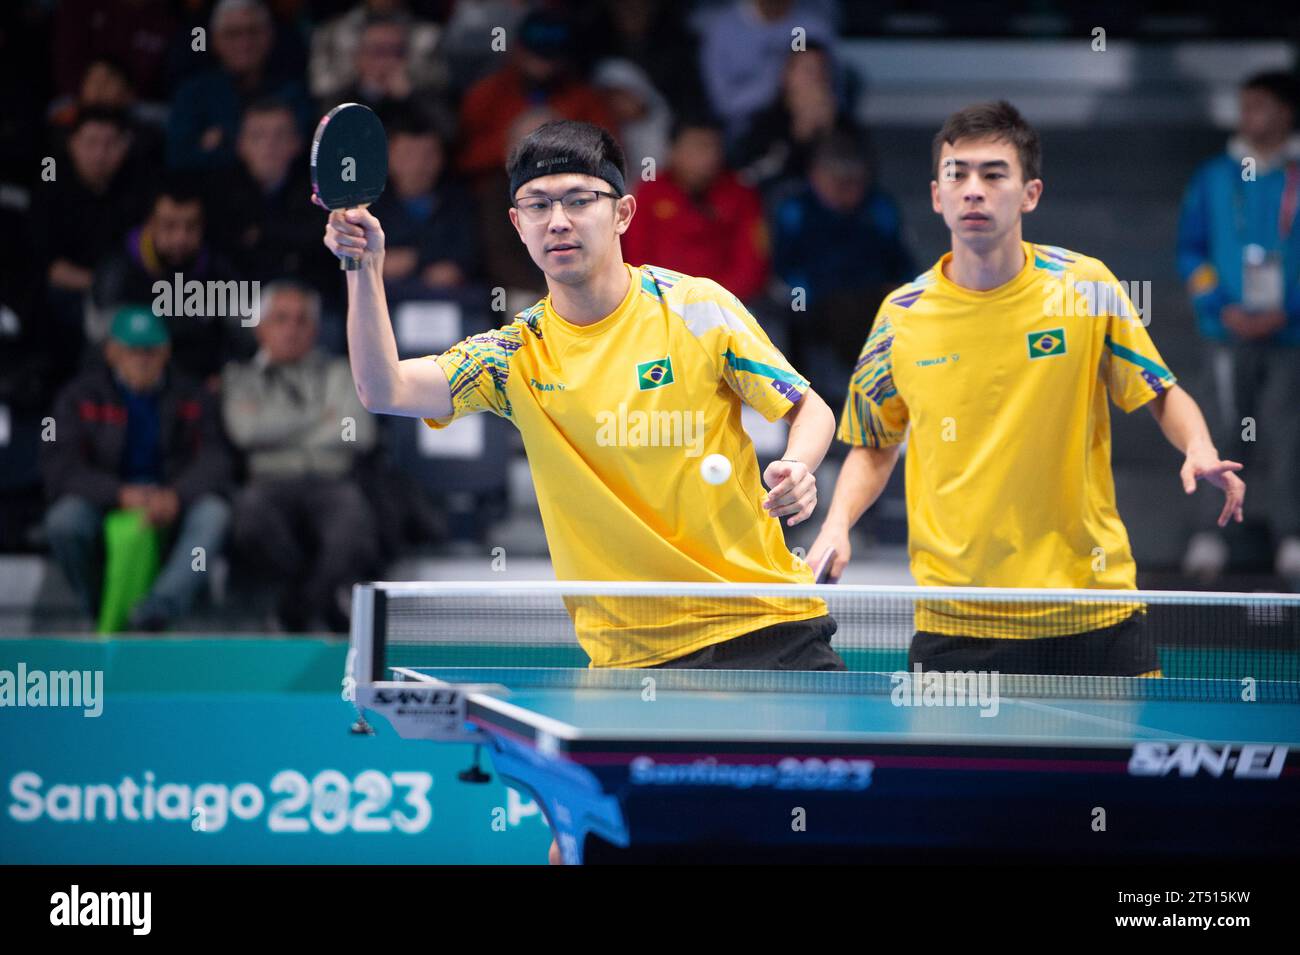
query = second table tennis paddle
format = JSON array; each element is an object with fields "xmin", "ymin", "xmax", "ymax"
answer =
[{"xmin": 814, "ymin": 547, "xmax": 838, "ymax": 584}]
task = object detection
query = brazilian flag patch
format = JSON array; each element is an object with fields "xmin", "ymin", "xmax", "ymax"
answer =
[
  {"xmin": 1027, "ymin": 328, "xmax": 1066, "ymax": 359},
  {"xmin": 636, "ymin": 356, "xmax": 675, "ymax": 391}
]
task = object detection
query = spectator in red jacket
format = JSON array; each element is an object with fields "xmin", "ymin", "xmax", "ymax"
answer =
[
  {"xmin": 621, "ymin": 114, "xmax": 770, "ymax": 302},
  {"xmin": 457, "ymin": 9, "xmax": 615, "ymax": 186}
]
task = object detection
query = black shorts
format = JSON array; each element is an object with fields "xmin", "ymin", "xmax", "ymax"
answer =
[
  {"xmin": 908, "ymin": 611, "xmax": 1159, "ymax": 677},
  {"xmin": 653, "ymin": 614, "xmax": 845, "ymax": 671}
]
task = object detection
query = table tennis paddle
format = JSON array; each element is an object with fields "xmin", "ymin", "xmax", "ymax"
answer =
[
  {"xmin": 310, "ymin": 102, "xmax": 388, "ymax": 271},
  {"xmin": 814, "ymin": 547, "xmax": 838, "ymax": 584}
]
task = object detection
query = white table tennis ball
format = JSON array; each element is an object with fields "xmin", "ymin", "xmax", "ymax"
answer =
[{"xmin": 700, "ymin": 453, "xmax": 732, "ymax": 485}]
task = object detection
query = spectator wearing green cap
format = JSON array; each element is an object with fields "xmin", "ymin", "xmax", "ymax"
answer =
[{"xmin": 40, "ymin": 305, "xmax": 234, "ymax": 631}]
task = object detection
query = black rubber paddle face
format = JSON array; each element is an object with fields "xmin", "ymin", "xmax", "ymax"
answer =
[{"xmin": 310, "ymin": 103, "xmax": 387, "ymax": 210}]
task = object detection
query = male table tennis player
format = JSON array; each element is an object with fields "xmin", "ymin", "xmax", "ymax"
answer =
[
  {"xmin": 325, "ymin": 118, "xmax": 840, "ymax": 670},
  {"xmin": 808, "ymin": 101, "xmax": 1246, "ymax": 677}
]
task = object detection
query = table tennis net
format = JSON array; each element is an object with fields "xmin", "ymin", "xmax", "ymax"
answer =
[{"xmin": 350, "ymin": 582, "xmax": 1300, "ymax": 702}]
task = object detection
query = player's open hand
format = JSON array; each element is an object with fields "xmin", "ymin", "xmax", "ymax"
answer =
[
  {"xmin": 324, "ymin": 208, "xmax": 385, "ymax": 264},
  {"xmin": 1180, "ymin": 448, "xmax": 1245, "ymax": 527},
  {"xmin": 762, "ymin": 458, "xmax": 816, "ymax": 526}
]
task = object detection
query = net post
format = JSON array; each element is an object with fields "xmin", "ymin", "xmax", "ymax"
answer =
[{"xmin": 348, "ymin": 582, "xmax": 385, "ymax": 686}]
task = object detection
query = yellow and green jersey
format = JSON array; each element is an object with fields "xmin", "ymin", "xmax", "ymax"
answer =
[
  {"xmin": 425, "ymin": 262, "xmax": 824, "ymax": 666},
  {"xmin": 840, "ymin": 242, "xmax": 1175, "ymax": 637}
]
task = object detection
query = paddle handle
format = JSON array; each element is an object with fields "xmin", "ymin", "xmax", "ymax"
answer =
[{"xmin": 335, "ymin": 201, "xmax": 372, "ymax": 271}]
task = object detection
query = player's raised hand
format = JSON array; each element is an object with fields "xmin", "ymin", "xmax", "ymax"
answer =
[
  {"xmin": 762, "ymin": 458, "xmax": 816, "ymax": 526},
  {"xmin": 1180, "ymin": 449, "xmax": 1245, "ymax": 527},
  {"xmin": 323, "ymin": 207, "xmax": 385, "ymax": 263}
]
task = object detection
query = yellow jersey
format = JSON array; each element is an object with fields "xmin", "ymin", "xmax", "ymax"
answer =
[
  {"xmin": 839, "ymin": 242, "xmax": 1175, "ymax": 637},
  {"xmin": 425, "ymin": 262, "xmax": 824, "ymax": 665}
]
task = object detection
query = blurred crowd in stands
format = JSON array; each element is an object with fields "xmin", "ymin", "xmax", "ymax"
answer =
[
  {"xmin": 0, "ymin": 0, "xmax": 914, "ymax": 632},
  {"xmin": 0, "ymin": 0, "xmax": 1296, "ymax": 633}
]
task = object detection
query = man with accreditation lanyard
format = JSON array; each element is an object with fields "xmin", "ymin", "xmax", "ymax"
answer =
[{"xmin": 809, "ymin": 101, "xmax": 1247, "ymax": 677}]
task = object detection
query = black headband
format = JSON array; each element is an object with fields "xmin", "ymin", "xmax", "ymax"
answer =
[{"xmin": 509, "ymin": 155, "xmax": 627, "ymax": 201}]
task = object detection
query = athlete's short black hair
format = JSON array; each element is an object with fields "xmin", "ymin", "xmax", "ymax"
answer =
[
  {"xmin": 506, "ymin": 119, "xmax": 627, "ymax": 199},
  {"xmin": 932, "ymin": 100, "xmax": 1041, "ymax": 182}
]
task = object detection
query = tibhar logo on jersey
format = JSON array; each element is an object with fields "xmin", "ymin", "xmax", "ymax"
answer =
[
  {"xmin": 1027, "ymin": 328, "xmax": 1066, "ymax": 359},
  {"xmin": 636, "ymin": 356, "xmax": 675, "ymax": 391},
  {"xmin": 915, "ymin": 354, "xmax": 960, "ymax": 367}
]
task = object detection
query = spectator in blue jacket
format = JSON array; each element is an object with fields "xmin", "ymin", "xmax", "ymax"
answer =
[
  {"xmin": 368, "ymin": 107, "xmax": 481, "ymax": 298},
  {"xmin": 1177, "ymin": 71, "xmax": 1300, "ymax": 580},
  {"xmin": 771, "ymin": 129, "xmax": 914, "ymax": 400},
  {"xmin": 166, "ymin": 0, "xmax": 312, "ymax": 171}
]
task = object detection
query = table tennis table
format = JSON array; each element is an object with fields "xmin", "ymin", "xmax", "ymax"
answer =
[{"xmin": 355, "ymin": 666, "xmax": 1300, "ymax": 863}]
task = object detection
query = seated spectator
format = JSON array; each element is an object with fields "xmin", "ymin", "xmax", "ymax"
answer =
[
  {"xmin": 32, "ymin": 108, "xmax": 149, "ymax": 358},
  {"xmin": 93, "ymin": 179, "xmax": 250, "ymax": 387},
  {"xmin": 369, "ymin": 108, "xmax": 480, "ymax": 295},
  {"xmin": 457, "ymin": 9, "xmax": 615, "ymax": 186},
  {"xmin": 41, "ymin": 306, "xmax": 234, "ymax": 631},
  {"xmin": 310, "ymin": 0, "xmax": 445, "ymax": 102},
  {"xmin": 438, "ymin": 0, "xmax": 526, "ymax": 97},
  {"xmin": 166, "ymin": 0, "xmax": 312, "ymax": 171},
  {"xmin": 321, "ymin": 11, "xmax": 444, "ymax": 115},
  {"xmin": 771, "ymin": 129, "xmax": 915, "ymax": 398},
  {"xmin": 732, "ymin": 40, "xmax": 861, "ymax": 204},
  {"xmin": 207, "ymin": 98, "xmax": 330, "ymax": 287},
  {"xmin": 772, "ymin": 130, "xmax": 913, "ymax": 307},
  {"xmin": 168, "ymin": 0, "xmax": 308, "ymax": 90},
  {"xmin": 222, "ymin": 281, "xmax": 379, "ymax": 632},
  {"xmin": 621, "ymin": 114, "xmax": 769, "ymax": 302},
  {"xmin": 70, "ymin": 57, "xmax": 135, "ymax": 112},
  {"xmin": 47, "ymin": 56, "xmax": 167, "ymax": 164},
  {"xmin": 593, "ymin": 58, "xmax": 672, "ymax": 177},
  {"xmin": 691, "ymin": 0, "xmax": 836, "ymax": 144},
  {"xmin": 587, "ymin": 0, "xmax": 706, "ymax": 117},
  {"xmin": 53, "ymin": 0, "xmax": 176, "ymax": 105}
]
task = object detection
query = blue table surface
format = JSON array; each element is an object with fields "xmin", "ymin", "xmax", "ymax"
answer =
[{"xmin": 401, "ymin": 667, "xmax": 1300, "ymax": 746}]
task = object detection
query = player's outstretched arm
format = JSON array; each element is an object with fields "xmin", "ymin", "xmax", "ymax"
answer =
[
  {"xmin": 807, "ymin": 444, "xmax": 902, "ymax": 582},
  {"xmin": 1146, "ymin": 385, "xmax": 1245, "ymax": 527},
  {"xmin": 762, "ymin": 389, "xmax": 837, "ymax": 526},
  {"xmin": 781, "ymin": 388, "xmax": 836, "ymax": 472},
  {"xmin": 326, "ymin": 208, "xmax": 453, "ymax": 420}
]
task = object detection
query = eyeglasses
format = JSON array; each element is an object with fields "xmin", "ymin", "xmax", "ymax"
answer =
[{"xmin": 513, "ymin": 190, "xmax": 620, "ymax": 221}]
